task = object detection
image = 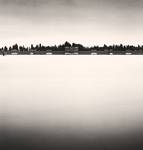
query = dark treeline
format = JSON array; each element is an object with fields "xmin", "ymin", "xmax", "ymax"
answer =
[{"xmin": 1, "ymin": 41, "xmax": 143, "ymax": 55}]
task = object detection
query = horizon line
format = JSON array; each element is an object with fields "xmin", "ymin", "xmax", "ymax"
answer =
[{"xmin": 1, "ymin": 42, "xmax": 143, "ymax": 48}]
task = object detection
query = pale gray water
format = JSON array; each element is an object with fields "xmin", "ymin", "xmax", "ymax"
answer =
[{"xmin": 1, "ymin": 56, "xmax": 143, "ymax": 149}]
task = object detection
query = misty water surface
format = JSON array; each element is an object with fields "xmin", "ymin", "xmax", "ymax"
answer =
[{"xmin": 0, "ymin": 56, "xmax": 143, "ymax": 150}]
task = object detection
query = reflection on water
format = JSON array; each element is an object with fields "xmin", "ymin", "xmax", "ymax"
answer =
[{"xmin": 1, "ymin": 56, "xmax": 143, "ymax": 150}]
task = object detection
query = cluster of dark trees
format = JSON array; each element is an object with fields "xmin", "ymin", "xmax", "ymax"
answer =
[
  {"xmin": 0, "ymin": 42, "xmax": 88, "ymax": 52},
  {"xmin": 1, "ymin": 41, "xmax": 143, "ymax": 55}
]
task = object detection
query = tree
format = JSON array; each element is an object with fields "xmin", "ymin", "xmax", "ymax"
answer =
[
  {"xmin": 4, "ymin": 46, "xmax": 8, "ymax": 52},
  {"xmin": 12, "ymin": 44, "xmax": 18, "ymax": 50},
  {"xmin": 31, "ymin": 44, "xmax": 34, "ymax": 50},
  {"xmin": 64, "ymin": 41, "xmax": 71, "ymax": 47}
]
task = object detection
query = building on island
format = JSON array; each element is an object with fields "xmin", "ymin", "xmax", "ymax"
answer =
[
  {"xmin": 11, "ymin": 49, "xmax": 18, "ymax": 55},
  {"xmin": 65, "ymin": 47, "xmax": 79, "ymax": 55}
]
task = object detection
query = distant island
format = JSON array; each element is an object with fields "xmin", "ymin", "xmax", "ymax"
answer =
[{"xmin": 1, "ymin": 41, "xmax": 143, "ymax": 55}]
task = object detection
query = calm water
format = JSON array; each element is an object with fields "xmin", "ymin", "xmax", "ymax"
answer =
[{"xmin": 1, "ymin": 56, "xmax": 143, "ymax": 150}]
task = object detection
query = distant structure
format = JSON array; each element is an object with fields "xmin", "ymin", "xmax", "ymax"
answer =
[
  {"xmin": 91, "ymin": 49, "xmax": 97, "ymax": 55},
  {"xmin": 1, "ymin": 42, "xmax": 143, "ymax": 55},
  {"xmin": 65, "ymin": 46, "xmax": 79, "ymax": 55},
  {"xmin": 46, "ymin": 49, "xmax": 52, "ymax": 55},
  {"xmin": 11, "ymin": 49, "xmax": 18, "ymax": 55}
]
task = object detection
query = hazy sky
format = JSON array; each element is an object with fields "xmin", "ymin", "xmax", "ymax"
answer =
[{"xmin": 0, "ymin": 0, "xmax": 143, "ymax": 46}]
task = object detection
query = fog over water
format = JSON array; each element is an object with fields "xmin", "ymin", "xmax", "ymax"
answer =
[{"xmin": 1, "ymin": 56, "xmax": 143, "ymax": 149}]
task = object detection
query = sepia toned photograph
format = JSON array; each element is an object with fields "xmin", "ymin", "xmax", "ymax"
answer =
[{"xmin": 1, "ymin": 0, "xmax": 143, "ymax": 150}]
